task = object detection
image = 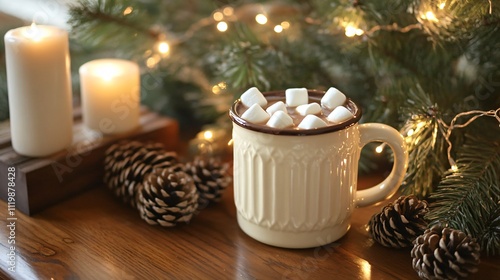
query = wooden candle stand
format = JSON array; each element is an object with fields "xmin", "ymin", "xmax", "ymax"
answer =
[{"xmin": 0, "ymin": 108, "xmax": 179, "ymax": 215}]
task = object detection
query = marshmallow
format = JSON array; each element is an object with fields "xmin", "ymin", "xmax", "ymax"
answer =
[
  {"xmin": 240, "ymin": 87, "xmax": 267, "ymax": 107},
  {"xmin": 266, "ymin": 111, "xmax": 294, "ymax": 129},
  {"xmin": 321, "ymin": 87, "xmax": 346, "ymax": 109},
  {"xmin": 241, "ymin": 103, "xmax": 270, "ymax": 124},
  {"xmin": 266, "ymin": 101, "xmax": 287, "ymax": 116},
  {"xmin": 296, "ymin": 103, "xmax": 322, "ymax": 116},
  {"xmin": 327, "ymin": 106, "xmax": 354, "ymax": 123},
  {"xmin": 297, "ymin": 115, "xmax": 328, "ymax": 129},
  {"xmin": 285, "ymin": 88, "xmax": 308, "ymax": 107}
]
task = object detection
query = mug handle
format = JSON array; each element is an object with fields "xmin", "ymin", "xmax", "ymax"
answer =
[{"xmin": 355, "ymin": 123, "xmax": 408, "ymax": 207}]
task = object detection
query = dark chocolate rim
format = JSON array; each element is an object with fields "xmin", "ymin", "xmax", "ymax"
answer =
[{"xmin": 229, "ymin": 89, "xmax": 362, "ymax": 136}]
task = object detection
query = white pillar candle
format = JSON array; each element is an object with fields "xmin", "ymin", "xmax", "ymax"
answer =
[
  {"xmin": 4, "ymin": 24, "xmax": 73, "ymax": 157},
  {"xmin": 79, "ymin": 59, "xmax": 140, "ymax": 134}
]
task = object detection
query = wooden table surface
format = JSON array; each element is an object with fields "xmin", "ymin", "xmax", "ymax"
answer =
[{"xmin": 1, "ymin": 173, "xmax": 499, "ymax": 280}]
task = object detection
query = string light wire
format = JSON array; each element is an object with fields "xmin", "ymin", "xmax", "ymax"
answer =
[{"xmin": 442, "ymin": 108, "xmax": 500, "ymax": 171}]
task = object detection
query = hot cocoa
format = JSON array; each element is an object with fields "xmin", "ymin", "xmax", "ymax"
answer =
[{"xmin": 232, "ymin": 88, "xmax": 360, "ymax": 135}]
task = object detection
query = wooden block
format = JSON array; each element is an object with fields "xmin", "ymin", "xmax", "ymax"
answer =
[{"xmin": 0, "ymin": 109, "xmax": 179, "ymax": 215}]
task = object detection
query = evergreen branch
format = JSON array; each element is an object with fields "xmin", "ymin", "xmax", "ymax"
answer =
[
  {"xmin": 400, "ymin": 116, "xmax": 448, "ymax": 198},
  {"xmin": 215, "ymin": 24, "xmax": 270, "ymax": 92},
  {"xmin": 481, "ymin": 204, "xmax": 500, "ymax": 256},
  {"xmin": 427, "ymin": 137, "xmax": 500, "ymax": 256},
  {"xmin": 68, "ymin": 0, "xmax": 158, "ymax": 53},
  {"xmin": 70, "ymin": 3, "xmax": 160, "ymax": 40},
  {"xmin": 399, "ymin": 86, "xmax": 450, "ymax": 198}
]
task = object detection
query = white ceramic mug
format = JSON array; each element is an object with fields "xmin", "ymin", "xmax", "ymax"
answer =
[{"xmin": 229, "ymin": 90, "xmax": 408, "ymax": 248}]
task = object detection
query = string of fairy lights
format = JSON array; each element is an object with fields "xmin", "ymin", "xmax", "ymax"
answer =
[
  {"xmin": 137, "ymin": 0, "xmax": 495, "ymax": 89},
  {"xmin": 441, "ymin": 108, "xmax": 500, "ymax": 171},
  {"xmin": 119, "ymin": 1, "xmax": 498, "ymax": 159}
]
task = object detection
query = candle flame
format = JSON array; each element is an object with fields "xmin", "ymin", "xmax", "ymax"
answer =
[
  {"xmin": 25, "ymin": 22, "xmax": 42, "ymax": 41},
  {"xmin": 94, "ymin": 64, "xmax": 122, "ymax": 81}
]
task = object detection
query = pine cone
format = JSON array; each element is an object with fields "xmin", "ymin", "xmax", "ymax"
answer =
[
  {"xmin": 411, "ymin": 225, "xmax": 480, "ymax": 280},
  {"xmin": 183, "ymin": 157, "xmax": 232, "ymax": 207},
  {"xmin": 137, "ymin": 167, "xmax": 199, "ymax": 227},
  {"xmin": 104, "ymin": 141, "xmax": 180, "ymax": 207},
  {"xmin": 368, "ymin": 195, "xmax": 429, "ymax": 248}
]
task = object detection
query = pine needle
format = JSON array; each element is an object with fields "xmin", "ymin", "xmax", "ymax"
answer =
[{"xmin": 427, "ymin": 136, "xmax": 500, "ymax": 256}]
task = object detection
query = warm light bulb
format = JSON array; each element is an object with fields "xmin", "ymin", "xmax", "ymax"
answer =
[
  {"xmin": 212, "ymin": 85, "xmax": 221, "ymax": 94},
  {"xmin": 344, "ymin": 24, "xmax": 363, "ymax": 37},
  {"xmin": 274, "ymin": 25, "xmax": 283, "ymax": 33},
  {"xmin": 375, "ymin": 144, "xmax": 385, "ymax": 154},
  {"xmin": 416, "ymin": 121, "xmax": 427, "ymax": 130},
  {"xmin": 212, "ymin": 82, "xmax": 227, "ymax": 94},
  {"xmin": 218, "ymin": 82, "xmax": 227, "ymax": 89},
  {"xmin": 345, "ymin": 25, "xmax": 357, "ymax": 37},
  {"xmin": 204, "ymin": 130, "xmax": 214, "ymax": 140},
  {"xmin": 217, "ymin": 21, "xmax": 228, "ymax": 32},
  {"xmin": 157, "ymin": 41, "xmax": 170, "ymax": 54},
  {"xmin": 123, "ymin": 6, "xmax": 133, "ymax": 16},
  {"xmin": 255, "ymin": 14, "xmax": 268, "ymax": 25},
  {"xmin": 439, "ymin": 2, "xmax": 446, "ymax": 9},
  {"xmin": 451, "ymin": 164, "xmax": 458, "ymax": 172},
  {"xmin": 146, "ymin": 55, "xmax": 161, "ymax": 68},
  {"xmin": 213, "ymin": 11, "xmax": 224, "ymax": 21},
  {"xmin": 424, "ymin": 11, "xmax": 439, "ymax": 22},
  {"xmin": 223, "ymin": 7, "xmax": 234, "ymax": 16},
  {"xmin": 281, "ymin": 21, "xmax": 290, "ymax": 29}
]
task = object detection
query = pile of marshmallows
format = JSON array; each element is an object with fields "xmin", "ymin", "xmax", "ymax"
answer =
[{"xmin": 239, "ymin": 87, "xmax": 355, "ymax": 129}]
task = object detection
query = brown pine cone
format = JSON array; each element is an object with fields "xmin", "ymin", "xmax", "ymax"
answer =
[
  {"xmin": 183, "ymin": 157, "xmax": 232, "ymax": 207},
  {"xmin": 136, "ymin": 167, "xmax": 199, "ymax": 227},
  {"xmin": 368, "ymin": 195, "xmax": 429, "ymax": 248},
  {"xmin": 411, "ymin": 225, "xmax": 480, "ymax": 280},
  {"xmin": 104, "ymin": 140, "xmax": 179, "ymax": 207}
]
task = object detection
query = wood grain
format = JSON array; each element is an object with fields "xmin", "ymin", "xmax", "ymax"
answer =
[{"xmin": 0, "ymin": 173, "xmax": 498, "ymax": 279}]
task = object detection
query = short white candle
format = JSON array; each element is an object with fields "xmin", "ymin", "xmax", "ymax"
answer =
[
  {"xmin": 79, "ymin": 59, "xmax": 140, "ymax": 134},
  {"xmin": 4, "ymin": 24, "xmax": 73, "ymax": 157}
]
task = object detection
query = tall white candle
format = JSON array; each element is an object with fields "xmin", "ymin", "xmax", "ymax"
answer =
[
  {"xmin": 79, "ymin": 59, "xmax": 140, "ymax": 134},
  {"xmin": 4, "ymin": 24, "xmax": 73, "ymax": 157}
]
